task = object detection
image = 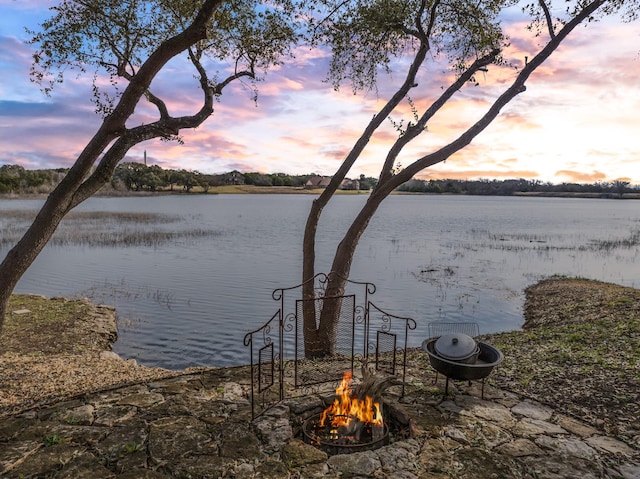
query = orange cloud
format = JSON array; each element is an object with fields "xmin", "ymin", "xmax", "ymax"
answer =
[
  {"xmin": 416, "ymin": 169, "xmax": 541, "ymax": 180},
  {"xmin": 553, "ymin": 170, "xmax": 608, "ymax": 183}
]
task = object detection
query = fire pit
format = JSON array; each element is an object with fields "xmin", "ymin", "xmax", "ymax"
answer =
[
  {"xmin": 422, "ymin": 334, "xmax": 503, "ymax": 398},
  {"xmin": 302, "ymin": 372, "xmax": 390, "ymax": 454}
]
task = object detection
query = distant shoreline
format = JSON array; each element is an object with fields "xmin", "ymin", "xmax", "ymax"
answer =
[
  {"xmin": 1, "ymin": 185, "xmax": 639, "ymax": 199},
  {"xmin": 511, "ymin": 191, "xmax": 640, "ymax": 199}
]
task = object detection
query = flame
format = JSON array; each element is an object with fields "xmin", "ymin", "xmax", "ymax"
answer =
[{"xmin": 319, "ymin": 371, "xmax": 384, "ymax": 428}]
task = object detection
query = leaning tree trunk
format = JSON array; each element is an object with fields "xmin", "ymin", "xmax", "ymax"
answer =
[
  {"xmin": 0, "ymin": 125, "xmax": 124, "ymax": 334},
  {"xmin": 315, "ymin": 190, "xmax": 389, "ymax": 346},
  {"xmin": 0, "ymin": 0, "xmax": 224, "ymax": 336},
  {"xmin": 301, "ymin": 43, "xmax": 429, "ymax": 358},
  {"xmin": 301, "ymin": 0, "xmax": 600, "ymax": 357}
]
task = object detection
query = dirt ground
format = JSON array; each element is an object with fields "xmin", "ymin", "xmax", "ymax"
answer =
[{"xmin": 0, "ymin": 295, "xmax": 180, "ymax": 417}]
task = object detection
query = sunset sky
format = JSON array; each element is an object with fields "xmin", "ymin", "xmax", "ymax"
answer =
[{"xmin": 1, "ymin": 1, "xmax": 639, "ymax": 185}]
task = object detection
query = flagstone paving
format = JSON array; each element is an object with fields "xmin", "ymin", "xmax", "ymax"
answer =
[{"xmin": 1, "ymin": 366, "xmax": 638, "ymax": 479}]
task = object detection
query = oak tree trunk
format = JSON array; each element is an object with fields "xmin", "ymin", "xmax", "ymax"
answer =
[{"xmin": 0, "ymin": 0, "xmax": 223, "ymax": 336}]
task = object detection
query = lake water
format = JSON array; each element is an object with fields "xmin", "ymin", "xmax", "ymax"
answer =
[{"xmin": 1, "ymin": 194, "xmax": 638, "ymax": 370}]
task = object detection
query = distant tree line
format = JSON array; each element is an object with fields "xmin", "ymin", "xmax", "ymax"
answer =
[
  {"xmin": 0, "ymin": 164, "xmax": 68, "ymax": 194},
  {"xmin": 398, "ymin": 178, "xmax": 638, "ymax": 198},
  {"xmin": 0, "ymin": 162, "xmax": 637, "ymax": 197},
  {"xmin": 109, "ymin": 163, "xmax": 378, "ymax": 192}
]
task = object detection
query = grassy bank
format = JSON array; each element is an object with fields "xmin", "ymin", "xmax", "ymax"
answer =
[
  {"xmin": 483, "ymin": 277, "xmax": 640, "ymax": 444},
  {"xmin": 0, "ymin": 295, "xmax": 179, "ymax": 417}
]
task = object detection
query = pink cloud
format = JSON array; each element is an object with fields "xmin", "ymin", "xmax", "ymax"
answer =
[
  {"xmin": 554, "ymin": 170, "xmax": 608, "ymax": 183},
  {"xmin": 416, "ymin": 168, "xmax": 541, "ymax": 181}
]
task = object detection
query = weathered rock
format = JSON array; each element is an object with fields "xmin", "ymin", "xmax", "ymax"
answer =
[
  {"xmin": 230, "ymin": 463, "xmax": 254, "ymax": 479},
  {"xmin": 169, "ymin": 454, "xmax": 235, "ymax": 479},
  {"xmin": 535, "ymin": 435, "xmax": 597, "ymax": 460},
  {"xmin": 254, "ymin": 459, "xmax": 290, "ymax": 478},
  {"xmin": 219, "ymin": 421, "xmax": 263, "ymax": 460},
  {"xmin": 148, "ymin": 416, "xmax": 215, "ymax": 464},
  {"xmin": 94, "ymin": 423, "xmax": 148, "ymax": 462},
  {"xmin": 585, "ymin": 435, "xmax": 636, "ymax": 456},
  {"xmin": 0, "ymin": 416, "xmax": 38, "ymax": 440},
  {"xmin": 287, "ymin": 396, "xmax": 324, "ymax": 416},
  {"xmin": 513, "ymin": 417, "xmax": 568, "ymax": 437},
  {"xmin": 36, "ymin": 399, "xmax": 86, "ymax": 420},
  {"xmin": 147, "ymin": 375, "xmax": 203, "ymax": 395},
  {"xmin": 0, "ymin": 440, "xmax": 41, "ymax": 473},
  {"xmin": 118, "ymin": 391, "xmax": 164, "ymax": 408},
  {"xmin": 298, "ymin": 462, "xmax": 334, "ymax": 478},
  {"xmin": 57, "ymin": 404, "xmax": 95, "ymax": 425},
  {"xmin": 222, "ymin": 381, "xmax": 246, "ymax": 402},
  {"xmin": 57, "ymin": 451, "xmax": 115, "ymax": 479},
  {"xmin": 118, "ymin": 471, "xmax": 170, "ymax": 479},
  {"xmin": 327, "ymin": 449, "xmax": 382, "ymax": 476},
  {"xmin": 457, "ymin": 396, "xmax": 516, "ymax": 425},
  {"xmin": 8, "ymin": 444, "xmax": 80, "ymax": 478},
  {"xmin": 618, "ymin": 461, "xmax": 640, "ymax": 479},
  {"xmin": 93, "ymin": 405, "xmax": 137, "ymax": 426},
  {"xmin": 2, "ymin": 366, "xmax": 638, "ymax": 479},
  {"xmin": 495, "ymin": 438, "xmax": 544, "ymax": 457},
  {"xmin": 50, "ymin": 424, "xmax": 108, "ymax": 446},
  {"xmin": 443, "ymin": 425, "xmax": 470, "ymax": 445},
  {"xmin": 253, "ymin": 405, "xmax": 294, "ymax": 451},
  {"xmin": 418, "ymin": 438, "xmax": 460, "ymax": 475},
  {"xmin": 281, "ymin": 439, "xmax": 328, "ymax": 467},
  {"xmin": 377, "ymin": 438, "xmax": 421, "ymax": 474},
  {"xmin": 451, "ymin": 448, "xmax": 526, "ymax": 479},
  {"xmin": 511, "ymin": 399, "xmax": 553, "ymax": 421},
  {"xmin": 466, "ymin": 421, "xmax": 512, "ymax": 448},
  {"xmin": 555, "ymin": 414, "xmax": 599, "ymax": 438},
  {"xmin": 521, "ymin": 456, "xmax": 602, "ymax": 479},
  {"xmin": 100, "ymin": 350, "xmax": 123, "ymax": 361},
  {"xmin": 115, "ymin": 449, "xmax": 147, "ymax": 474}
]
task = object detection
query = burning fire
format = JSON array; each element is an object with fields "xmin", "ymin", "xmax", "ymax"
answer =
[{"xmin": 319, "ymin": 371, "xmax": 383, "ymax": 428}]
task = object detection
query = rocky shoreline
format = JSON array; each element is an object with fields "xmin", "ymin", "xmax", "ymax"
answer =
[
  {"xmin": 0, "ymin": 278, "xmax": 639, "ymax": 478},
  {"xmin": 0, "ymin": 295, "xmax": 182, "ymax": 417}
]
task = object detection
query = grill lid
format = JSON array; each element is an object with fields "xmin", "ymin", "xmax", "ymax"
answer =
[{"xmin": 434, "ymin": 333, "xmax": 477, "ymax": 360}]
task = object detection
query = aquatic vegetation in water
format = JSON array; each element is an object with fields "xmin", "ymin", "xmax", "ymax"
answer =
[{"xmin": 0, "ymin": 209, "xmax": 221, "ymax": 247}]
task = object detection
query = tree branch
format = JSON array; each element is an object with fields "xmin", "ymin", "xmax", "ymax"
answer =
[
  {"xmin": 379, "ymin": 0, "xmax": 607, "ymax": 197},
  {"xmin": 539, "ymin": 0, "xmax": 556, "ymax": 39},
  {"xmin": 377, "ymin": 47, "xmax": 500, "ymax": 185}
]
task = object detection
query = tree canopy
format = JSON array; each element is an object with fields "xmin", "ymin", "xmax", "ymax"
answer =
[
  {"xmin": 0, "ymin": 0, "xmax": 304, "ymax": 333},
  {"xmin": 299, "ymin": 0, "xmax": 639, "ymax": 357},
  {"xmin": 28, "ymin": 0, "xmax": 301, "ymax": 110}
]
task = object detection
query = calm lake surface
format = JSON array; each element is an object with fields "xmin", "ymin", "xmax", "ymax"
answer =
[{"xmin": 1, "ymin": 194, "xmax": 639, "ymax": 369}]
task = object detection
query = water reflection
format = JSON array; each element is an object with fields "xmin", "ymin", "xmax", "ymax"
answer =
[{"xmin": 1, "ymin": 194, "xmax": 638, "ymax": 369}]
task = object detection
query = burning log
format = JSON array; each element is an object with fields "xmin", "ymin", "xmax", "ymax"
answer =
[
  {"xmin": 302, "ymin": 364, "xmax": 402, "ymax": 453},
  {"xmin": 354, "ymin": 361, "xmax": 403, "ymax": 402}
]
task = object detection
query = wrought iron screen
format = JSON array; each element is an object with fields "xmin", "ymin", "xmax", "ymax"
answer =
[
  {"xmin": 367, "ymin": 301, "xmax": 417, "ymax": 396},
  {"xmin": 244, "ymin": 273, "xmax": 415, "ymax": 418},
  {"xmin": 244, "ymin": 311, "xmax": 282, "ymax": 418},
  {"xmin": 293, "ymin": 294, "xmax": 356, "ymax": 389}
]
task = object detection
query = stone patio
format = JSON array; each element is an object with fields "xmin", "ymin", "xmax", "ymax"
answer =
[{"xmin": 1, "ymin": 364, "xmax": 639, "ymax": 479}]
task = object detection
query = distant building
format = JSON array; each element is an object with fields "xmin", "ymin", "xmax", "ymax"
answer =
[
  {"xmin": 305, "ymin": 176, "xmax": 361, "ymax": 190},
  {"xmin": 305, "ymin": 176, "xmax": 332, "ymax": 188},
  {"xmin": 340, "ymin": 178, "xmax": 360, "ymax": 190},
  {"xmin": 223, "ymin": 170, "xmax": 245, "ymax": 185}
]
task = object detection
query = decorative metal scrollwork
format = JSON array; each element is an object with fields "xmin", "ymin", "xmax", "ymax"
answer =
[{"xmin": 244, "ymin": 273, "xmax": 416, "ymax": 419}]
